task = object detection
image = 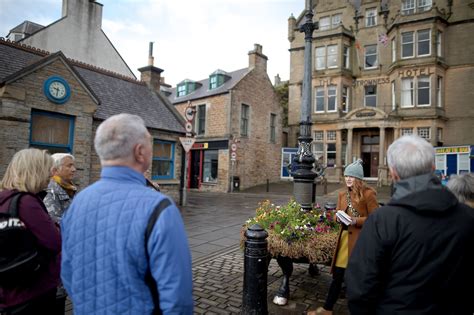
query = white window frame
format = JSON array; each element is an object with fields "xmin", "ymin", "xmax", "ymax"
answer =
[
  {"xmin": 326, "ymin": 142, "xmax": 337, "ymax": 168},
  {"xmin": 401, "ymin": 31, "xmax": 415, "ymax": 59},
  {"xmin": 342, "ymin": 86, "xmax": 349, "ymax": 112},
  {"xmin": 365, "ymin": 44, "xmax": 378, "ymax": 69},
  {"xmin": 417, "ymin": 29, "xmax": 431, "ymax": 56},
  {"xmin": 391, "ymin": 37, "xmax": 396, "ymax": 62},
  {"xmin": 437, "ymin": 76, "xmax": 443, "ymax": 107},
  {"xmin": 331, "ymin": 14, "xmax": 342, "ymax": 28},
  {"xmin": 327, "ymin": 86, "xmax": 337, "ymax": 112},
  {"xmin": 402, "ymin": 0, "xmax": 416, "ymax": 14},
  {"xmin": 319, "ymin": 16, "xmax": 331, "ymax": 30},
  {"xmin": 314, "ymin": 131, "xmax": 324, "ymax": 141},
  {"xmin": 343, "ymin": 46, "xmax": 350, "ymax": 69},
  {"xmin": 391, "ymin": 81, "xmax": 396, "ymax": 110},
  {"xmin": 312, "ymin": 142, "xmax": 324, "ymax": 164},
  {"xmin": 327, "ymin": 45, "xmax": 338, "ymax": 68},
  {"xmin": 417, "ymin": 127, "xmax": 431, "ymax": 140},
  {"xmin": 364, "ymin": 85, "xmax": 377, "ymax": 107},
  {"xmin": 417, "ymin": 75, "xmax": 431, "ymax": 107},
  {"xmin": 401, "ymin": 128, "xmax": 413, "ymax": 136},
  {"xmin": 315, "ymin": 87, "xmax": 325, "ymax": 113},
  {"xmin": 316, "ymin": 47, "xmax": 326, "ymax": 70},
  {"xmin": 326, "ymin": 130, "xmax": 336, "ymax": 141},
  {"xmin": 437, "ymin": 128, "xmax": 443, "ymax": 142},
  {"xmin": 436, "ymin": 30, "xmax": 442, "ymax": 57},
  {"xmin": 401, "ymin": 78, "xmax": 414, "ymax": 107},
  {"xmin": 418, "ymin": 0, "xmax": 432, "ymax": 12},
  {"xmin": 365, "ymin": 8, "xmax": 377, "ymax": 27}
]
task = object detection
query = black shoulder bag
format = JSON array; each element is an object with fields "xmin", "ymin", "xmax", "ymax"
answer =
[{"xmin": 144, "ymin": 198, "xmax": 171, "ymax": 315}]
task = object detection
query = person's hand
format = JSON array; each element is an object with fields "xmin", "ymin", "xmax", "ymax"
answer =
[{"xmin": 350, "ymin": 217, "xmax": 357, "ymax": 226}]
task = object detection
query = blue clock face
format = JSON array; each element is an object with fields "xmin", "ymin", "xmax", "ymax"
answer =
[{"xmin": 44, "ymin": 76, "xmax": 71, "ymax": 104}]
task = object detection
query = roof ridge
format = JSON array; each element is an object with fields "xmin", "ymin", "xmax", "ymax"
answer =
[{"xmin": 0, "ymin": 37, "xmax": 144, "ymax": 85}]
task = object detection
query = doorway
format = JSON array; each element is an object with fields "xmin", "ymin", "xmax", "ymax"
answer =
[
  {"xmin": 190, "ymin": 150, "xmax": 202, "ymax": 188},
  {"xmin": 361, "ymin": 135, "xmax": 379, "ymax": 178}
]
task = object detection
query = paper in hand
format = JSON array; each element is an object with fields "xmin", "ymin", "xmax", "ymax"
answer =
[{"xmin": 336, "ymin": 210, "xmax": 352, "ymax": 226}]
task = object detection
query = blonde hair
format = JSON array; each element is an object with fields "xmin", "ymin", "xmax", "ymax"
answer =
[
  {"xmin": 1, "ymin": 148, "xmax": 53, "ymax": 194},
  {"xmin": 350, "ymin": 177, "xmax": 375, "ymax": 204}
]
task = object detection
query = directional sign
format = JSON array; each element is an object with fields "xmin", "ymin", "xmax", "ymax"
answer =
[
  {"xmin": 179, "ymin": 137, "xmax": 196, "ymax": 153},
  {"xmin": 185, "ymin": 107, "xmax": 195, "ymax": 121}
]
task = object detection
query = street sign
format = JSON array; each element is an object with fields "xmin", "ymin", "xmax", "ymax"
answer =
[
  {"xmin": 231, "ymin": 143, "xmax": 237, "ymax": 152},
  {"xmin": 231, "ymin": 152, "xmax": 237, "ymax": 161},
  {"xmin": 185, "ymin": 122, "xmax": 193, "ymax": 133},
  {"xmin": 185, "ymin": 107, "xmax": 195, "ymax": 121},
  {"xmin": 179, "ymin": 137, "xmax": 196, "ymax": 153}
]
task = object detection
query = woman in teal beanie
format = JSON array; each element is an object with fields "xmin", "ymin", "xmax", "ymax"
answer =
[{"xmin": 309, "ymin": 159, "xmax": 379, "ymax": 315}]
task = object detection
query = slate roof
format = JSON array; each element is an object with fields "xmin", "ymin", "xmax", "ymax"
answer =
[
  {"xmin": 0, "ymin": 39, "xmax": 185, "ymax": 134},
  {"xmin": 8, "ymin": 20, "xmax": 44, "ymax": 37},
  {"xmin": 168, "ymin": 68, "xmax": 249, "ymax": 104}
]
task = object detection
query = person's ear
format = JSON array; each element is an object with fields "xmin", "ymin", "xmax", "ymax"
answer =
[
  {"xmin": 134, "ymin": 143, "xmax": 145, "ymax": 164},
  {"xmin": 389, "ymin": 167, "xmax": 400, "ymax": 182}
]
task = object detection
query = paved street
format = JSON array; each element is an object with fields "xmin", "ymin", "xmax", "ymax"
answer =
[{"xmin": 66, "ymin": 181, "xmax": 391, "ymax": 314}]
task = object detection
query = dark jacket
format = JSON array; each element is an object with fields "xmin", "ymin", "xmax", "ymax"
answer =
[
  {"xmin": 346, "ymin": 173, "xmax": 474, "ymax": 315},
  {"xmin": 0, "ymin": 190, "xmax": 61, "ymax": 309}
]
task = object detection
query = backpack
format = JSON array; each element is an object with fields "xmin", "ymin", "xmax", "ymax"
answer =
[{"xmin": 0, "ymin": 193, "xmax": 42, "ymax": 287}]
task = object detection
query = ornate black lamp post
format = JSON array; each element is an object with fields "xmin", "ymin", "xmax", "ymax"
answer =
[{"xmin": 292, "ymin": 0, "xmax": 319, "ymax": 211}]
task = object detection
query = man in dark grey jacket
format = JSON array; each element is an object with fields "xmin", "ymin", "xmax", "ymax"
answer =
[{"xmin": 346, "ymin": 135, "xmax": 474, "ymax": 314}]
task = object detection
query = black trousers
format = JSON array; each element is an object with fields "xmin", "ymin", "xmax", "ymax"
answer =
[
  {"xmin": 0, "ymin": 288, "xmax": 57, "ymax": 315},
  {"xmin": 323, "ymin": 266, "xmax": 345, "ymax": 311}
]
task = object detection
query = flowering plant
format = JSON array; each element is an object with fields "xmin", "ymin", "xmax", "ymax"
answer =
[{"xmin": 241, "ymin": 199, "xmax": 340, "ymax": 264}]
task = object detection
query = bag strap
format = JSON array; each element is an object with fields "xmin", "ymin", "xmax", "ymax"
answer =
[
  {"xmin": 7, "ymin": 193, "xmax": 24, "ymax": 217},
  {"xmin": 144, "ymin": 198, "xmax": 171, "ymax": 315}
]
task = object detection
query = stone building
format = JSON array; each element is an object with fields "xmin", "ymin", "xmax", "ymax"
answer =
[
  {"xmin": 288, "ymin": 0, "xmax": 474, "ymax": 184},
  {"xmin": 0, "ymin": 38, "xmax": 186, "ymax": 201},
  {"xmin": 10, "ymin": 0, "xmax": 135, "ymax": 78},
  {"xmin": 169, "ymin": 44, "xmax": 282, "ymax": 192}
]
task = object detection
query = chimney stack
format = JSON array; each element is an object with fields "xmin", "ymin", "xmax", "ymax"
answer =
[
  {"xmin": 248, "ymin": 43, "xmax": 268, "ymax": 72},
  {"xmin": 138, "ymin": 42, "xmax": 163, "ymax": 93}
]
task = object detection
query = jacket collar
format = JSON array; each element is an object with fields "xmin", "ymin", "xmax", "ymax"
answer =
[{"xmin": 100, "ymin": 166, "xmax": 146, "ymax": 186}]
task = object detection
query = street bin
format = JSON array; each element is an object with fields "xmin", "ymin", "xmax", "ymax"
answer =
[{"xmin": 232, "ymin": 176, "xmax": 240, "ymax": 191}]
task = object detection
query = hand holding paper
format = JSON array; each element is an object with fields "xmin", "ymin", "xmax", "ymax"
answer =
[{"xmin": 336, "ymin": 210, "xmax": 353, "ymax": 226}]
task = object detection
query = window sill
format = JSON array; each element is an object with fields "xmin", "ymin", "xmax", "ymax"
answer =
[
  {"xmin": 153, "ymin": 179, "xmax": 180, "ymax": 185},
  {"xmin": 202, "ymin": 182, "xmax": 218, "ymax": 185}
]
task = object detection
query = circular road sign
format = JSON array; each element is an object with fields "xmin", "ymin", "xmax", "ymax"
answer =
[
  {"xmin": 231, "ymin": 143, "xmax": 237, "ymax": 152},
  {"xmin": 231, "ymin": 152, "xmax": 237, "ymax": 160},
  {"xmin": 185, "ymin": 122, "xmax": 193, "ymax": 133},
  {"xmin": 185, "ymin": 107, "xmax": 195, "ymax": 121}
]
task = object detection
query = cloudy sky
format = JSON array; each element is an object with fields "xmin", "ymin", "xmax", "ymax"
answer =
[{"xmin": 0, "ymin": 0, "xmax": 305, "ymax": 86}]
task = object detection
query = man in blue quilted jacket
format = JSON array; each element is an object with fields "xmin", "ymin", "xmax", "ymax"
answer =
[{"xmin": 61, "ymin": 113, "xmax": 193, "ymax": 314}]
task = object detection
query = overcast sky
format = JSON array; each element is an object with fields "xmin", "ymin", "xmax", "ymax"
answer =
[{"xmin": 0, "ymin": 0, "xmax": 304, "ymax": 86}]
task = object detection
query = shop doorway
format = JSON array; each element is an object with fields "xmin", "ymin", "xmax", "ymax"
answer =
[
  {"xmin": 190, "ymin": 150, "xmax": 202, "ymax": 188},
  {"xmin": 361, "ymin": 135, "xmax": 379, "ymax": 178}
]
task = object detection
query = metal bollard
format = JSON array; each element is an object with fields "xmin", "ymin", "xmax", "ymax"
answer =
[{"xmin": 242, "ymin": 224, "xmax": 269, "ymax": 315}]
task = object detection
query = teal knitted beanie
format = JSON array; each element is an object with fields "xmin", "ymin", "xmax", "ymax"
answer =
[{"xmin": 344, "ymin": 159, "xmax": 364, "ymax": 180}]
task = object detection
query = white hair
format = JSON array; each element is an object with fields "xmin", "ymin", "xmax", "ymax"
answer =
[
  {"xmin": 51, "ymin": 153, "xmax": 75, "ymax": 170},
  {"xmin": 387, "ymin": 135, "xmax": 435, "ymax": 180},
  {"xmin": 447, "ymin": 173, "xmax": 474, "ymax": 203},
  {"xmin": 94, "ymin": 113, "xmax": 149, "ymax": 162}
]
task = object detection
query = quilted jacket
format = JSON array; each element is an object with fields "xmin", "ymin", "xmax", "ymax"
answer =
[{"xmin": 61, "ymin": 166, "xmax": 193, "ymax": 314}]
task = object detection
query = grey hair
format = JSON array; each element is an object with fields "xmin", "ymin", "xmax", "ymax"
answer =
[
  {"xmin": 51, "ymin": 153, "xmax": 75, "ymax": 170},
  {"xmin": 94, "ymin": 113, "xmax": 149, "ymax": 162},
  {"xmin": 387, "ymin": 135, "xmax": 435, "ymax": 180},
  {"xmin": 446, "ymin": 173, "xmax": 474, "ymax": 203}
]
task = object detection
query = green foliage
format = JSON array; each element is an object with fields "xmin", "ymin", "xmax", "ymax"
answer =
[
  {"xmin": 275, "ymin": 82, "xmax": 288, "ymax": 127},
  {"xmin": 245, "ymin": 199, "xmax": 338, "ymax": 243}
]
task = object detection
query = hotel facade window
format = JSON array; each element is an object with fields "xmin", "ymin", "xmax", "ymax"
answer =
[
  {"xmin": 315, "ymin": 86, "xmax": 337, "ymax": 112},
  {"xmin": 364, "ymin": 85, "xmax": 377, "ymax": 107},
  {"xmin": 401, "ymin": 76, "xmax": 430, "ymax": 107},
  {"xmin": 402, "ymin": 29, "xmax": 431, "ymax": 58},
  {"xmin": 391, "ymin": 38, "xmax": 396, "ymax": 62},
  {"xmin": 343, "ymin": 46, "xmax": 350, "ymax": 69},
  {"xmin": 418, "ymin": 127, "xmax": 431, "ymax": 140},
  {"xmin": 401, "ymin": 128, "xmax": 413, "ymax": 136},
  {"xmin": 401, "ymin": 0, "xmax": 432, "ymax": 14},
  {"xmin": 241, "ymin": 104, "xmax": 250, "ymax": 136},
  {"xmin": 331, "ymin": 14, "xmax": 342, "ymax": 28},
  {"xmin": 437, "ymin": 76, "xmax": 443, "ymax": 107},
  {"xmin": 436, "ymin": 31, "xmax": 442, "ymax": 57},
  {"xmin": 319, "ymin": 14, "xmax": 342, "ymax": 31},
  {"xmin": 152, "ymin": 140, "xmax": 175, "ymax": 180},
  {"xmin": 342, "ymin": 86, "xmax": 350, "ymax": 112},
  {"xmin": 196, "ymin": 104, "xmax": 206, "ymax": 135},
  {"xmin": 316, "ymin": 45, "xmax": 338, "ymax": 70},
  {"xmin": 365, "ymin": 44, "xmax": 378, "ymax": 69},
  {"xmin": 365, "ymin": 8, "xmax": 377, "ymax": 27},
  {"xmin": 391, "ymin": 81, "xmax": 396, "ymax": 110},
  {"xmin": 30, "ymin": 110, "xmax": 75, "ymax": 154},
  {"xmin": 313, "ymin": 131, "xmax": 324, "ymax": 164}
]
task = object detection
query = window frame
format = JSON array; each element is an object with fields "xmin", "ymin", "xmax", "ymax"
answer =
[
  {"xmin": 202, "ymin": 149, "xmax": 219, "ymax": 183},
  {"xmin": 29, "ymin": 110, "xmax": 75, "ymax": 153},
  {"xmin": 270, "ymin": 113, "xmax": 276, "ymax": 143},
  {"xmin": 391, "ymin": 37, "xmax": 396, "ymax": 62},
  {"xmin": 315, "ymin": 46, "xmax": 326, "ymax": 70},
  {"xmin": 327, "ymin": 45, "xmax": 338, "ymax": 69},
  {"xmin": 319, "ymin": 16, "xmax": 331, "ymax": 30},
  {"xmin": 391, "ymin": 81, "xmax": 396, "ymax": 110},
  {"xmin": 417, "ymin": 75, "xmax": 431, "ymax": 107},
  {"xmin": 342, "ymin": 86, "xmax": 349, "ymax": 112},
  {"xmin": 152, "ymin": 140, "xmax": 175, "ymax": 180},
  {"xmin": 240, "ymin": 104, "xmax": 250, "ymax": 137},
  {"xmin": 343, "ymin": 46, "xmax": 350, "ymax": 69},
  {"xmin": 365, "ymin": 8, "xmax": 377, "ymax": 27},
  {"xmin": 401, "ymin": 128, "xmax": 413, "ymax": 136},
  {"xmin": 315, "ymin": 87, "xmax": 325, "ymax": 113},
  {"xmin": 327, "ymin": 85, "xmax": 337, "ymax": 112},
  {"xmin": 437, "ymin": 76, "xmax": 443, "ymax": 107},
  {"xmin": 364, "ymin": 85, "xmax": 377, "ymax": 107},
  {"xmin": 417, "ymin": 127, "xmax": 431, "ymax": 140},
  {"xmin": 196, "ymin": 104, "xmax": 206, "ymax": 135},
  {"xmin": 417, "ymin": 29, "xmax": 431, "ymax": 57},
  {"xmin": 364, "ymin": 44, "xmax": 378, "ymax": 69}
]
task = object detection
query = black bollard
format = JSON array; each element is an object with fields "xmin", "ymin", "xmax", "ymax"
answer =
[{"xmin": 242, "ymin": 224, "xmax": 269, "ymax": 315}]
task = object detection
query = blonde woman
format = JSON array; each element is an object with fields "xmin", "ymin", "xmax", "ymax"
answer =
[
  {"xmin": 309, "ymin": 159, "xmax": 379, "ymax": 315},
  {"xmin": 0, "ymin": 149, "xmax": 61, "ymax": 315}
]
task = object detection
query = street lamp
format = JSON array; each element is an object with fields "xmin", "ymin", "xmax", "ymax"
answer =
[{"xmin": 292, "ymin": 0, "xmax": 319, "ymax": 211}]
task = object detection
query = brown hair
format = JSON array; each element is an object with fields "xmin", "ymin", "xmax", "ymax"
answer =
[{"xmin": 350, "ymin": 178, "xmax": 375, "ymax": 204}]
